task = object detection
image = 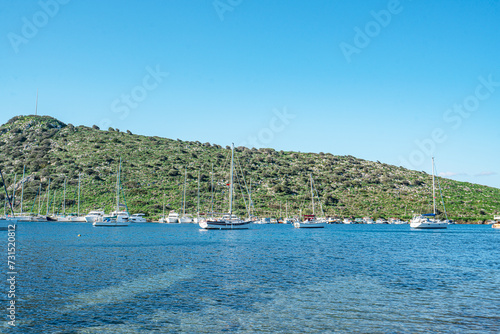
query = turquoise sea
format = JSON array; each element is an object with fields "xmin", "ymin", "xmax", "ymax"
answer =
[{"xmin": 2, "ymin": 223, "xmax": 500, "ymax": 333}]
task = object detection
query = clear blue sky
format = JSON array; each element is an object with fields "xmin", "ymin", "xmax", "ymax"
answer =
[{"xmin": 1, "ymin": 0, "xmax": 499, "ymax": 189}]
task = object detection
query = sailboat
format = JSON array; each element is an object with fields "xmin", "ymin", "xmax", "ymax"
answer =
[
  {"xmin": 410, "ymin": 157, "xmax": 448, "ymax": 229},
  {"xmin": 94, "ymin": 158, "xmax": 130, "ymax": 227},
  {"xmin": 294, "ymin": 174, "xmax": 327, "ymax": 228},
  {"xmin": 199, "ymin": 143, "xmax": 252, "ymax": 230}
]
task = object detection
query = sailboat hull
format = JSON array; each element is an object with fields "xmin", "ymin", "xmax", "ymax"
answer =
[{"xmin": 199, "ymin": 220, "xmax": 251, "ymax": 230}]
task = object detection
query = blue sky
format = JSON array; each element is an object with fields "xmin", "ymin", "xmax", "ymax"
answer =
[{"xmin": 1, "ymin": 0, "xmax": 499, "ymax": 188}]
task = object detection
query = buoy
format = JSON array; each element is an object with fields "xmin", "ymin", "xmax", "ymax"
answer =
[{"xmin": 78, "ymin": 234, "xmax": 81, "ymax": 237}]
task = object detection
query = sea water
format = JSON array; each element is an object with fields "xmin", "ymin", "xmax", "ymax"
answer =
[{"xmin": 2, "ymin": 223, "xmax": 499, "ymax": 333}]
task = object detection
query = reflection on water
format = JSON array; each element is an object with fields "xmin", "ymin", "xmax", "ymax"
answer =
[{"xmin": 3, "ymin": 223, "xmax": 499, "ymax": 333}]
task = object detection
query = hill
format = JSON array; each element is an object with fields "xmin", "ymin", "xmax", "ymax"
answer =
[{"xmin": 0, "ymin": 115, "xmax": 498, "ymax": 222}]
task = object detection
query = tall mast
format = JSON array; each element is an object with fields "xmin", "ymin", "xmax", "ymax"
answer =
[
  {"xmin": 116, "ymin": 158, "xmax": 121, "ymax": 213},
  {"xmin": 77, "ymin": 173, "xmax": 81, "ymax": 216},
  {"xmin": 12, "ymin": 173, "xmax": 17, "ymax": 215},
  {"xmin": 52, "ymin": 190, "xmax": 56, "ymax": 215},
  {"xmin": 46, "ymin": 178, "xmax": 51, "ymax": 216},
  {"xmin": 249, "ymin": 177, "xmax": 252, "ymax": 218},
  {"xmin": 38, "ymin": 183, "xmax": 42, "ymax": 215},
  {"xmin": 197, "ymin": 171, "xmax": 200, "ymax": 219},
  {"xmin": 229, "ymin": 143, "xmax": 234, "ymax": 214},
  {"xmin": 20, "ymin": 165, "xmax": 25, "ymax": 215},
  {"xmin": 63, "ymin": 176, "xmax": 66, "ymax": 215},
  {"xmin": 162, "ymin": 193, "xmax": 165, "ymax": 220},
  {"xmin": 182, "ymin": 167, "xmax": 187, "ymax": 216},
  {"xmin": 310, "ymin": 174, "xmax": 315, "ymax": 215},
  {"xmin": 432, "ymin": 157, "xmax": 436, "ymax": 215},
  {"xmin": 210, "ymin": 163, "xmax": 214, "ymax": 215}
]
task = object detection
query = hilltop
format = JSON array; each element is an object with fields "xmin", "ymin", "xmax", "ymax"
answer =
[{"xmin": 0, "ymin": 115, "xmax": 498, "ymax": 222}]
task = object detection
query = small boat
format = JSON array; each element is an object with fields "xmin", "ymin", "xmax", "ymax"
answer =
[
  {"xmin": 364, "ymin": 217, "xmax": 374, "ymax": 224},
  {"xmin": 58, "ymin": 213, "xmax": 87, "ymax": 222},
  {"xmin": 294, "ymin": 214, "xmax": 326, "ymax": 228},
  {"xmin": 167, "ymin": 210, "xmax": 180, "ymax": 223},
  {"xmin": 375, "ymin": 218, "xmax": 388, "ymax": 224},
  {"xmin": 93, "ymin": 215, "xmax": 130, "ymax": 227},
  {"xmin": 129, "ymin": 213, "xmax": 147, "ymax": 223},
  {"xmin": 343, "ymin": 218, "xmax": 353, "ymax": 224},
  {"xmin": 493, "ymin": 215, "xmax": 500, "ymax": 229},
  {"xmin": 85, "ymin": 210, "xmax": 105, "ymax": 223},
  {"xmin": 179, "ymin": 214, "xmax": 193, "ymax": 224}
]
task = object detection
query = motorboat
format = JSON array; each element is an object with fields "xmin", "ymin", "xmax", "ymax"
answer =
[{"xmin": 129, "ymin": 213, "xmax": 147, "ymax": 223}]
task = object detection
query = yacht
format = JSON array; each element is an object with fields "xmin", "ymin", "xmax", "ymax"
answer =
[
  {"xmin": 93, "ymin": 214, "xmax": 130, "ymax": 227},
  {"xmin": 85, "ymin": 210, "xmax": 105, "ymax": 223},
  {"xmin": 129, "ymin": 213, "xmax": 147, "ymax": 223},
  {"xmin": 294, "ymin": 214, "xmax": 327, "ymax": 228},
  {"xmin": 343, "ymin": 218, "xmax": 353, "ymax": 224},
  {"xmin": 167, "ymin": 210, "xmax": 180, "ymax": 223},
  {"xmin": 375, "ymin": 218, "xmax": 388, "ymax": 224},
  {"xmin": 364, "ymin": 217, "xmax": 374, "ymax": 224},
  {"xmin": 179, "ymin": 214, "xmax": 193, "ymax": 223}
]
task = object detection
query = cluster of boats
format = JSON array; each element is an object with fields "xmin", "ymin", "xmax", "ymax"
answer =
[{"xmin": 1, "ymin": 147, "xmax": 498, "ymax": 231}]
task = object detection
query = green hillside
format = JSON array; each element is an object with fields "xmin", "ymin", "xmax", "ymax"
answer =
[{"xmin": 0, "ymin": 115, "xmax": 498, "ymax": 223}]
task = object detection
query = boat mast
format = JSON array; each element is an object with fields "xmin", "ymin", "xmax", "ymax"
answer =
[
  {"xmin": 116, "ymin": 158, "xmax": 121, "ymax": 213},
  {"xmin": 310, "ymin": 174, "xmax": 315, "ymax": 216},
  {"xmin": 210, "ymin": 163, "xmax": 214, "ymax": 216},
  {"xmin": 248, "ymin": 177, "xmax": 252, "ymax": 219},
  {"xmin": 197, "ymin": 171, "xmax": 200, "ymax": 219},
  {"xmin": 78, "ymin": 173, "xmax": 81, "ymax": 216},
  {"xmin": 12, "ymin": 173, "xmax": 17, "ymax": 215},
  {"xmin": 20, "ymin": 165, "xmax": 25, "ymax": 215},
  {"xmin": 432, "ymin": 157, "xmax": 436, "ymax": 215},
  {"xmin": 38, "ymin": 183, "xmax": 42, "ymax": 215},
  {"xmin": 229, "ymin": 143, "xmax": 234, "ymax": 215},
  {"xmin": 46, "ymin": 178, "xmax": 51, "ymax": 216},
  {"xmin": 182, "ymin": 167, "xmax": 187, "ymax": 217},
  {"xmin": 63, "ymin": 176, "xmax": 66, "ymax": 215},
  {"xmin": 162, "ymin": 193, "xmax": 165, "ymax": 220}
]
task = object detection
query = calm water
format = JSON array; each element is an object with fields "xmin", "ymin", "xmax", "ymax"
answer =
[{"xmin": 2, "ymin": 223, "xmax": 500, "ymax": 333}]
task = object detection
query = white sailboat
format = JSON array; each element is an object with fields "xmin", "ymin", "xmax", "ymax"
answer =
[
  {"xmin": 410, "ymin": 157, "xmax": 448, "ymax": 229},
  {"xmin": 294, "ymin": 174, "xmax": 327, "ymax": 228},
  {"xmin": 199, "ymin": 143, "xmax": 251, "ymax": 230},
  {"xmin": 94, "ymin": 159, "xmax": 130, "ymax": 227}
]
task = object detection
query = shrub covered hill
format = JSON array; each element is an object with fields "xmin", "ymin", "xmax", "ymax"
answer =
[{"xmin": 0, "ymin": 115, "xmax": 499, "ymax": 223}]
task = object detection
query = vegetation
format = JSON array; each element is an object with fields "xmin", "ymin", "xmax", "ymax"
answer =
[{"xmin": 0, "ymin": 115, "xmax": 498, "ymax": 223}]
